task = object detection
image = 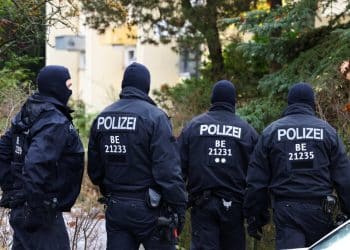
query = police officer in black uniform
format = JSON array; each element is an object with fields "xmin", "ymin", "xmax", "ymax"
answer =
[
  {"xmin": 244, "ymin": 82, "xmax": 350, "ymax": 249},
  {"xmin": 0, "ymin": 65, "xmax": 84, "ymax": 249},
  {"xmin": 178, "ymin": 80, "xmax": 258, "ymax": 250},
  {"xmin": 88, "ymin": 62, "xmax": 187, "ymax": 250}
]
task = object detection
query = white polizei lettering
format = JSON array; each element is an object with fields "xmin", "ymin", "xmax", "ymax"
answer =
[
  {"xmin": 199, "ymin": 124, "xmax": 242, "ymax": 138},
  {"xmin": 225, "ymin": 126, "xmax": 232, "ymax": 136},
  {"xmin": 97, "ymin": 117, "xmax": 105, "ymax": 130},
  {"xmin": 128, "ymin": 117, "xmax": 136, "ymax": 130},
  {"xmin": 208, "ymin": 125, "xmax": 216, "ymax": 135},
  {"xmin": 96, "ymin": 116, "xmax": 137, "ymax": 130},
  {"xmin": 105, "ymin": 116, "xmax": 113, "ymax": 130},
  {"xmin": 232, "ymin": 126, "xmax": 241, "ymax": 138},
  {"xmin": 286, "ymin": 128, "xmax": 296, "ymax": 140},
  {"xmin": 216, "ymin": 125, "xmax": 224, "ymax": 136},
  {"xmin": 277, "ymin": 127, "xmax": 324, "ymax": 141},
  {"xmin": 278, "ymin": 129, "xmax": 287, "ymax": 141},
  {"xmin": 296, "ymin": 128, "xmax": 304, "ymax": 140},
  {"xmin": 118, "ymin": 117, "xmax": 126, "ymax": 129},
  {"xmin": 200, "ymin": 124, "xmax": 208, "ymax": 135},
  {"xmin": 111, "ymin": 117, "xmax": 117, "ymax": 129},
  {"xmin": 305, "ymin": 128, "xmax": 313, "ymax": 139},
  {"xmin": 314, "ymin": 128, "xmax": 323, "ymax": 140}
]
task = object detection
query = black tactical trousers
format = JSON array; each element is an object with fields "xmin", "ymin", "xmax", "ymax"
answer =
[
  {"xmin": 273, "ymin": 200, "xmax": 333, "ymax": 249},
  {"xmin": 10, "ymin": 207, "xmax": 70, "ymax": 250},
  {"xmin": 105, "ymin": 196, "xmax": 176, "ymax": 250},
  {"xmin": 190, "ymin": 196, "xmax": 245, "ymax": 250}
]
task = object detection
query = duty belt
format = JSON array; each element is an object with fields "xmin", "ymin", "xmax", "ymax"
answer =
[
  {"xmin": 189, "ymin": 189, "xmax": 240, "ymax": 208},
  {"xmin": 274, "ymin": 196, "xmax": 323, "ymax": 206},
  {"xmin": 110, "ymin": 190, "xmax": 146, "ymax": 200}
]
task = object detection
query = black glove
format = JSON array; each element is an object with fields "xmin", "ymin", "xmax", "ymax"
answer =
[
  {"xmin": 260, "ymin": 210, "xmax": 270, "ymax": 226},
  {"xmin": 172, "ymin": 205, "xmax": 186, "ymax": 234},
  {"xmin": 247, "ymin": 210, "xmax": 270, "ymax": 240},
  {"xmin": 335, "ymin": 214, "xmax": 349, "ymax": 228},
  {"xmin": 247, "ymin": 216, "xmax": 263, "ymax": 240}
]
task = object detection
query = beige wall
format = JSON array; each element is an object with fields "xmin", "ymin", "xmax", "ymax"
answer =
[
  {"xmin": 45, "ymin": 5, "xmax": 81, "ymax": 101},
  {"xmin": 82, "ymin": 29, "xmax": 125, "ymax": 112},
  {"xmin": 136, "ymin": 41, "xmax": 180, "ymax": 89}
]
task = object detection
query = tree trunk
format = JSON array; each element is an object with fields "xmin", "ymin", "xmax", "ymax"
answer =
[
  {"xmin": 270, "ymin": 0, "xmax": 282, "ymax": 9},
  {"xmin": 205, "ymin": 28, "xmax": 225, "ymax": 79},
  {"xmin": 181, "ymin": 0, "xmax": 225, "ymax": 79}
]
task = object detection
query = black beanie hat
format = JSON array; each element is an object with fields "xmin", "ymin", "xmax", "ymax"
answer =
[
  {"xmin": 37, "ymin": 65, "xmax": 72, "ymax": 105},
  {"xmin": 287, "ymin": 82, "xmax": 315, "ymax": 108},
  {"xmin": 121, "ymin": 62, "xmax": 151, "ymax": 94},
  {"xmin": 211, "ymin": 80, "xmax": 236, "ymax": 106}
]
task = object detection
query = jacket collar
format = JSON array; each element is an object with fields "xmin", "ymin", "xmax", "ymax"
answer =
[
  {"xmin": 119, "ymin": 86, "xmax": 157, "ymax": 106},
  {"xmin": 12, "ymin": 92, "xmax": 73, "ymax": 130},
  {"xmin": 30, "ymin": 92, "xmax": 68, "ymax": 108},
  {"xmin": 32, "ymin": 92, "xmax": 73, "ymax": 119},
  {"xmin": 282, "ymin": 103, "xmax": 315, "ymax": 117},
  {"xmin": 209, "ymin": 102, "xmax": 235, "ymax": 113}
]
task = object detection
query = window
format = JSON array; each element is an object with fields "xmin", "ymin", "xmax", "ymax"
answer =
[
  {"xmin": 179, "ymin": 49, "xmax": 200, "ymax": 79},
  {"xmin": 124, "ymin": 47, "xmax": 136, "ymax": 67}
]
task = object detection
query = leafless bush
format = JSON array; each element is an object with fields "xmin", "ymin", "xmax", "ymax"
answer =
[
  {"xmin": 66, "ymin": 206, "xmax": 105, "ymax": 250},
  {"xmin": 0, "ymin": 87, "xmax": 30, "ymax": 133},
  {"xmin": 0, "ymin": 207, "xmax": 12, "ymax": 249}
]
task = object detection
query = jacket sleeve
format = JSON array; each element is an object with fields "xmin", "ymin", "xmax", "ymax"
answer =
[
  {"xmin": 244, "ymin": 134, "xmax": 270, "ymax": 217},
  {"xmin": 330, "ymin": 134, "xmax": 350, "ymax": 215},
  {"xmin": 0, "ymin": 128, "xmax": 14, "ymax": 190},
  {"xmin": 177, "ymin": 125, "xmax": 190, "ymax": 183},
  {"xmin": 87, "ymin": 119, "xmax": 104, "ymax": 189},
  {"xmin": 23, "ymin": 122, "xmax": 68, "ymax": 202},
  {"xmin": 241, "ymin": 126, "xmax": 259, "ymax": 175},
  {"xmin": 151, "ymin": 114, "xmax": 187, "ymax": 206}
]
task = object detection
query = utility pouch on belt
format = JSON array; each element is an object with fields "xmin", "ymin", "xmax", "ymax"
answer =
[
  {"xmin": 322, "ymin": 195, "xmax": 337, "ymax": 215},
  {"xmin": 145, "ymin": 188, "xmax": 162, "ymax": 208}
]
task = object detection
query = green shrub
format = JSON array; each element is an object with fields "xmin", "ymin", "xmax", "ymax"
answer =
[{"xmin": 70, "ymin": 99, "xmax": 96, "ymax": 147}]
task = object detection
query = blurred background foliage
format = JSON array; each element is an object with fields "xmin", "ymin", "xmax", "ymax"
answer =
[{"xmin": 0, "ymin": 0, "xmax": 350, "ymax": 249}]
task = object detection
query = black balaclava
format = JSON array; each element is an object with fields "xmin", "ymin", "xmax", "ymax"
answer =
[
  {"xmin": 37, "ymin": 65, "xmax": 72, "ymax": 105},
  {"xmin": 287, "ymin": 82, "xmax": 315, "ymax": 109},
  {"xmin": 211, "ymin": 80, "xmax": 236, "ymax": 106},
  {"xmin": 121, "ymin": 62, "xmax": 151, "ymax": 94}
]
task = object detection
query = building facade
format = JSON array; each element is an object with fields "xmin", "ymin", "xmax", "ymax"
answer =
[{"xmin": 46, "ymin": 2, "xmax": 195, "ymax": 113}]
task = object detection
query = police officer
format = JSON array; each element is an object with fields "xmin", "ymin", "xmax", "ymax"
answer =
[
  {"xmin": 0, "ymin": 65, "xmax": 84, "ymax": 249},
  {"xmin": 244, "ymin": 82, "xmax": 350, "ymax": 249},
  {"xmin": 178, "ymin": 80, "xmax": 258, "ymax": 250},
  {"xmin": 88, "ymin": 62, "xmax": 187, "ymax": 250}
]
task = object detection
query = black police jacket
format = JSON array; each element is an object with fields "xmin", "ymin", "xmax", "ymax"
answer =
[
  {"xmin": 178, "ymin": 103, "xmax": 258, "ymax": 203},
  {"xmin": 244, "ymin": 103, "xmax": 350, "ymax": 216},
  {"xmin": 0, "ymin": 93, "xmax": 84, "ymax": 211},
  {"xmin": 88, "ymin": 87, "xmax": 187, "ymax": 207}
]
